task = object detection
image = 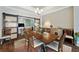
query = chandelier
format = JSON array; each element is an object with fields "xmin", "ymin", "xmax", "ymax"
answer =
[{"xmin": 35, "ymin": 8, "xmax": 43, "ymax": 15}]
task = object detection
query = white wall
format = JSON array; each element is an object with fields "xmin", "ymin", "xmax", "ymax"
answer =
[
  {"xmin": 0, "ymin": 6, "xmax": 37, "ymax": 37},
  {"xmin": 42, "ymin": 7, "xmax": 74, "ymax": 29},
  {"xmin": 0, "ymin": 7, "xmax": 4, "ymax": 37},
  {"xmin": 74, "ymin": 6, "xmax": 79, "ymax": 46},
  {"xmin": 74, "ymin": 6, "xmax": 79, "ymax": 33}
]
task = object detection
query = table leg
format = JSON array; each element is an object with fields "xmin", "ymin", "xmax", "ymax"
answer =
[
  {"xmin": 41, "ymin": 44, "xmax": 45, "ymax": 52},
  {"xmin": 41, "ymin": 44, "xmax": 47, "ymax": 52},
  {"xmin": 0, "ymin": 40, "xmax": 4, "ymax": 45}
]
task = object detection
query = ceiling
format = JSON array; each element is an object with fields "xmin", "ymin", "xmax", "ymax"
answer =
[
  {"xmin": 32, "ymin": 6, "xmax": 46, "ymax": 9},
  {"xmin": 5, "ymin": 6, "xmax": 70, "ymax": 16}
]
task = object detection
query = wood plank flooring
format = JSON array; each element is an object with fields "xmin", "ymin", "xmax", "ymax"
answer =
[{"xmin": 0, "ymin": 39, "xmax": 79, "ymax": 52}]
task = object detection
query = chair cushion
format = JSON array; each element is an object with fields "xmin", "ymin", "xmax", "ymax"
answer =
[
  {"xmin": 34, "ymin": 39, "xmax": 44, "ymax": 48},
  {"xmin": 47, "ymin": 41, "xmax": 59, "ymax": 51}
]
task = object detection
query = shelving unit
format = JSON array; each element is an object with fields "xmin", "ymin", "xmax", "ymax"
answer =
[
  {"xmin": 3, "ymin": 13, "xmax": 18, "ymax": 39},
  {"xmin": 18, "ymin": 16, "xmax": 25, "ymax": 38},
  {"xmin": 2, "ymin": 13, "xmax": 40, "ymax": 39},
  {"xmin": 34, "ymin": 18, "xmax": 40, "ymax": 32}
]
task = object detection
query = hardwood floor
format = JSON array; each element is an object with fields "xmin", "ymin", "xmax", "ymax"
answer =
[
  {"xmin": 0, "ymin": 39, "xmax": 52, "ymax": 52},
  {"xmin": 0, "ymin": 38, "xmax": 79, "ymax": 52}
]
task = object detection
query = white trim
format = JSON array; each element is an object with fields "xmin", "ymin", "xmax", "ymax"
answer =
[
  {"xmin": 42, "ymin": 6, "xmax": 71, "ymax": 15},
  {"xmin": 65, "ymin": 35, "xmax": 73, "ymax": 39}
]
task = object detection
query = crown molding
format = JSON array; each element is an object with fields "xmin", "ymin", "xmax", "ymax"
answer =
[
  {"xmin": 41, "ymin": 6, "xmax": 71, "ymax": 15},
  {"xmin": 1, "ymin": 6, "xmax": 71, "ymax": 17},
  {"xmin": 17, "ymin": 6, "xmax": 35, "ymax": 12},
  {"xmin": 1, "ymin": 6, "xmax": 38, "ymax": 18}
]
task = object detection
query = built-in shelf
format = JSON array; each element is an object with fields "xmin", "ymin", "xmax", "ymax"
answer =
[
  {"xmin": 4, "ymin": 21, "xmax": 17, "ymax": 23},
  {"xmin": 3, "ymin": 13, "xmax": 40, "ymax": 39},
  {"xmin": 3, "ymin": 13, "xmax": 18, "ymax": 39}
]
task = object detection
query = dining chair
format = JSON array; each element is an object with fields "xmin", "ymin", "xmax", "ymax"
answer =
[
  {"xmin": 46, "ymin": 32, "xmax": 65, "ymax": 52},
  {"xmin": 24, "ymin": 29, "xmax": 44, "ymax": 52},
  {"xmin": 24, "ymin": 29, "xmax": 33, "ymax": 51},
  {"xmin": 64, "ymin": 29, "xmax": 74, "ymax": 45},
  {"xmin": 56, "ymin": 28, "xmax": 63, "ymax": 40},
  {"xmin": 29, "ymin": 36, "xmax": 44, "ymax": 52},
  {"xmin": 30, "ymin": 31, "xmax": 44, "ymax": 52}
]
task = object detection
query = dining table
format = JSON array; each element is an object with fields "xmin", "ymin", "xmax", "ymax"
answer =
[{"xmin": 31, "ymin": 31, "xmax": 59, "ymax": 52}]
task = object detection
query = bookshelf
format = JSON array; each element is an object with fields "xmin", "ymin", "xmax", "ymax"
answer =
[
  {"xmin": 2, "ymin": 13, "xmax": 40, "ymax": 39},
  {"xmin": 3, "ymin": 13, "xmax": 18, "ymax": 39}
]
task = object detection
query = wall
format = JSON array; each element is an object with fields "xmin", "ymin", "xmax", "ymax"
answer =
[
  {"xmin": 0, "ymin": 6, "xmax": 37, "ymax": 37},
  {"xmin": 74, "ymin": 6, "xmax": 79, "ymax": 33},
  {"xmin": 42, "ymin": 7, "xmax": 74, "ymax": 29},
  {"xmin": 74, "ymin": 6, "xmax": 79, "ymax": 46},
  {"xmin": 0, "ymin": 7, "xmax": 3, "ymax": 37}
]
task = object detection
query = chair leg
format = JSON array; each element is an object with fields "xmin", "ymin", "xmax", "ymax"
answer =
[
  {"xmin": 25, "ymin": 40, "xmax": 28, "ymax": 51},
  {"xmin": 41, "ymin": 44, "xmax": 46, "ymax": 52},
  {"xmin": 58, "ymin": 46, "xmax": 63, "ymax": 52},
  {"xmin": 27, "ymin": 41, "xmax": 30, "ymax": 52},
  {"xmin": 71, "ymin": 39, "xmax": 74, "ymax": 45},
  {"xmin": 61, "ymin": 46, "xmax": 63, "ymax": 52},
  {"xmin": 58, "ymin": 48, "xmax": 60, "ymax": 52}
]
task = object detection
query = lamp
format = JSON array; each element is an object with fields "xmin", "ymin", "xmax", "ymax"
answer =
[
  {"xmin": 43, "ymin": 32, "xmax": 49, "ymax": 40},
  {"xmin": 44, "ymin": 21, "xmax": 51, "ymax": 28}
]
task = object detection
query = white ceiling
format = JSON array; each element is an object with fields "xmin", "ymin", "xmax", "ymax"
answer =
[
  {"xmin": 17, "ymin": 6, "xmax": 55, "ymax": 14},
  {"xmin": 4, "ymin": 6, "xmax": 70, "ymax": 16},
  {"xmin": 32, "ymin": 6, "xmax": 46, "ymax": 9},
  {"xmin": 30, "ymin": 6, "xmax": 70, "ymax": 15},
  {"xmin": 17, "ymin": 6, "xmax": 48, "ymax": 12}
]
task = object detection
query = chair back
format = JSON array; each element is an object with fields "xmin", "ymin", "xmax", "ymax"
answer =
[
  {"xmin": 24, "ymin": 29, "xmax": 34, "ymax": 51},
  {"xmin": 24, "ymin": 29, "xmax": 33, "ymax": 40},
  {"xmin": 58, "ymin": 33, "xmax": 66, "ymax": 52}
]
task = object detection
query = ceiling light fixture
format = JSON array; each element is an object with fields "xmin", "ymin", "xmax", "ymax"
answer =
[{"xmin": 35, "ymin": 8, "xmax": 43, "ymax": 15}]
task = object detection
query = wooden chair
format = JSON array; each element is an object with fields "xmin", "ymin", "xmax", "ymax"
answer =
[
  {"xmin": 33, "ymin": 32, "xmax": 44, "ymax": 48},
  {"xmin": 46, "ymin": 33, "xmax": 65, "ymax": 52},
  {"xmin": 58, "ymin": 33, "xmax": 66, "ymax": 52},
  {"xmin": 24, "ymin": 29, "xmax": 32, "ymax": 51},
  {"xmin": 64, "ymin": 29, "xmax": 74, "ymax": 45},
  {"xmin": 24, "ymin": 29, "xmax": 43, "ymax": 52}
]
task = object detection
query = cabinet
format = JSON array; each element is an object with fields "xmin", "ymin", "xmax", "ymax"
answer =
[
  {"xmin": 2, "ymin": 13, "xmax": 40, "ymax": 39},
  {"xmin": 3, "ymin": 13, "xmax": 18, "ymax": 39}
]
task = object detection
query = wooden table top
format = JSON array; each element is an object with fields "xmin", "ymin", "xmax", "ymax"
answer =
[{"xmin": 32, "ymin": 31, "xmax": 59, "ymax": 44}]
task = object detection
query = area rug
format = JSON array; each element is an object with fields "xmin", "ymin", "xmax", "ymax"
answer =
[{"xmin": 14, "ymin": 38, "xmax": 28, "ymax": 48}]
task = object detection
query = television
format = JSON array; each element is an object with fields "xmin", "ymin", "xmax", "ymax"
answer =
[{"xmin": 18, "ymin": 23, "xmax": 24, "ymax": 27}]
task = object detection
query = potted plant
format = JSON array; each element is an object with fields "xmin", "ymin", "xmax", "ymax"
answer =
[{"xmin": 75, "ymin": 32, "xmax": 79, "ymax": 46}]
